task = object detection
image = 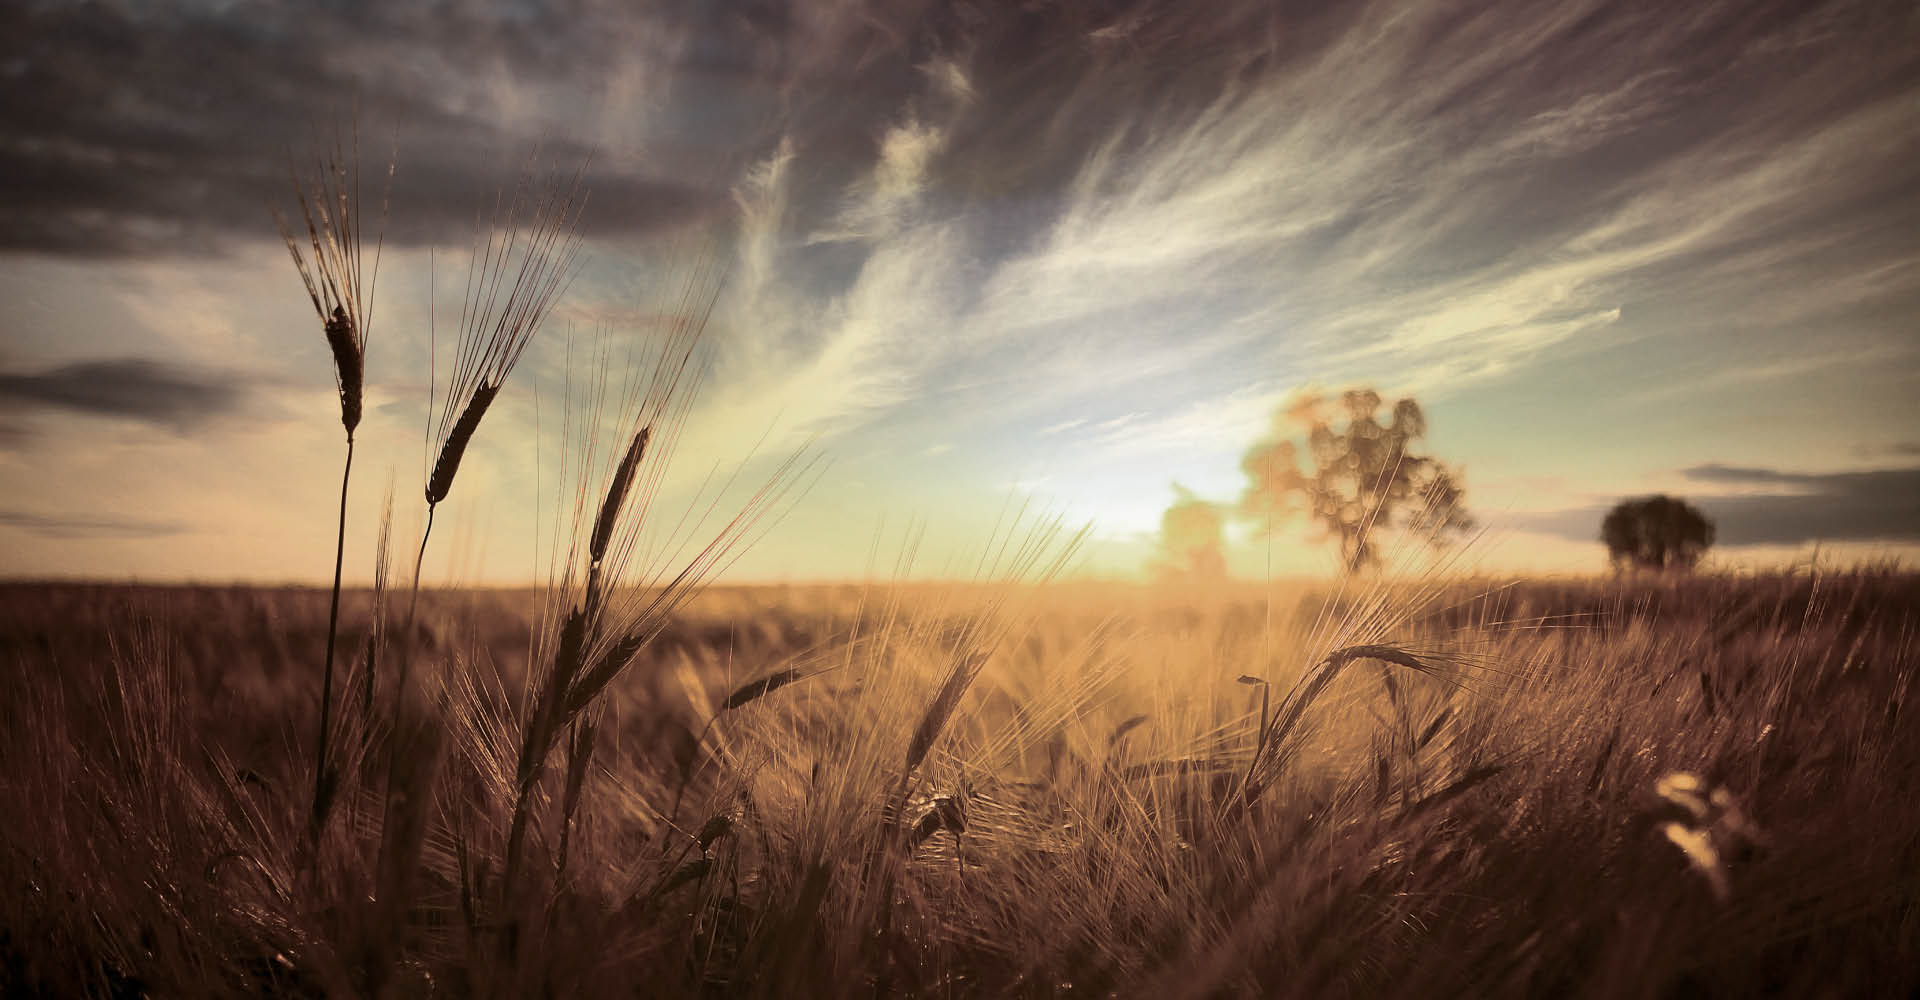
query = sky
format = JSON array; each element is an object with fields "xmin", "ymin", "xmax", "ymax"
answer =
[{"xmin": 1, "ymin": 0, "xmax": 1917, "ymax": 585}]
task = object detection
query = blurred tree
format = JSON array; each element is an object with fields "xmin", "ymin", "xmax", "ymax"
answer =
[
  {"xmin": 1240, "ymin": 388, "xmax": 1474, "ymax": 573},
  {"xmin": 1601, "ymin": 495, "xmax": 1715, "ymax": 572},
  {"xmin": 1155, "ymin": 485, "xmax": 1228, "ymax": 582}
]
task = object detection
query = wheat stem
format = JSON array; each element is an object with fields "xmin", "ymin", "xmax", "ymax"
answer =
[
  {"xmin": 307, "ymin": 434, "xmax": 355, "ymax": 848},
  {"xmin": 394, "ymin": 503, "xmax": 437, "ymax": 709}
]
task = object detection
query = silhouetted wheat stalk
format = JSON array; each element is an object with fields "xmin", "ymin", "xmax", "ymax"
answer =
[
  {"xmin": 362, "ymin": 161, "xmax": 588, "ymax": 931},
  {"xmin": 274, "ymin": 127, "xmax": 390, "ymax": 845},
  {"xmin": 492, "ymin": 253, "xmax": 823, "ymax": 932},
  {"xmin": 499, "ymin": 259, "xmax": 721, "ymax": 909},
  {"xmin": 393, "ymin": 159, "xmax": 589, "ymax": 705}
]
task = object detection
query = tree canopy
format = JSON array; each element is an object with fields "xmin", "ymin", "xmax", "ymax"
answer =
[
  {"xmin": 1601, "ymin": 494, "xmax": 1715, "ymax": 571},
  {"xmin": 1240, "ymin": 388, "xmax": 1473, "ymax": 573}
]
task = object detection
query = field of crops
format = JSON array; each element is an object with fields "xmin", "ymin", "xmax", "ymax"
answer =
[{"xmin": 3, "ymin": 569, "xmax": 1915, "ymax": 997}]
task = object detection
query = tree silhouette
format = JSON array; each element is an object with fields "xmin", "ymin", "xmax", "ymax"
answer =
[
  {"xmin": 1240, "ymin": 388, "xmax": 1473, "ymax": 573},
  {"xmin": 1601, "ymin": 495, "xmax": 1715, "ymax": 572}
]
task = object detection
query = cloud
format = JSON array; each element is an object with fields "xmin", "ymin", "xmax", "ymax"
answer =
[
  {"xmin": 0, "ymin": 509, "xmax": 188, "ymax": 540},
  {"xmin": 0, "ymin": 0, "xmax": 727, "ymax": 255},
  {"xmin": 1511, "ymin": 464, "xmax": 1920, "ymax": 546},
  {"xmin": 1681, "ymin": 464, "xmax": 1827, "ymax": 488},
  {"xmin": 10, "ymin": 0, "xmax": 1916, "ymax": 407},
  {"xmin": 697, "ymin": 109, "xmax": 966, "ymax": 449},
  {"xmin": 0, "ymin": 358, "xmax": 250, "ymax": 431},
  {"xmin": 1682, "ymin": 464, "xmax": 1920, "ymax": 544},
  {"xmin": 3, "ymin": 0, "xmax": 1918, "ymax": 583},
  {"xmin": 794, "ymin": 0, "xmax": 1920, "ymax": 446}
]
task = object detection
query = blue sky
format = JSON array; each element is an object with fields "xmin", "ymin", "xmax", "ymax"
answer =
[{"xmin": 1, "ymin": 0, "xmax": 1917, "ymax": 583}]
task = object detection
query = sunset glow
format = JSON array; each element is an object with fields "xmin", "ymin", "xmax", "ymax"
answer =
[{"xmin": 2, "ymin": 0, "xmax": 1916, "ymax": 583}]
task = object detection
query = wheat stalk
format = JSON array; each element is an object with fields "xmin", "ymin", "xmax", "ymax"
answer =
[
  {"xmin": 423, "ymin": 159, "xmax": 588, "ymax": 510},
  {"xmin": 1239, "ymin": 643, "xmax": 1450, "ymax": 807},
  {"xmin": 395, "ymin": 158, "xmax": 589, "ymax": 704},
  {"xmin": 590, "ymin": 425, "xmax": 649, "ymax": 567},
  {"xmin": 274, "ymin": 125, "xmax": 390, "ymax": 850},
  {"xmin": 496, "ymin": 249, "xmax": 827, "ymax": 920},
  {"xmin": 275, "ymin": 130, "xmax": 388, "ymax": 437},
  {"xmin": 380, "ymin": 160, "xmax": 588, "ymax": 923}
]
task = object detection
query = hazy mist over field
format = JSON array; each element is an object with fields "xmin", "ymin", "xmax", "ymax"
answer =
[{"xmin": 2, "ymin": 0, "xmax": 1918, "ymax": 582}]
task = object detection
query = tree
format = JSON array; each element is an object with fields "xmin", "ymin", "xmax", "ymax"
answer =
[
  {"xmin": 1240, "ymin": 388, "xmax": 1473, "ymax": 573},
  {"xmin": 1154, "ymin": 485, "xmax": 1227, "ymax": 582},
  {"xmin": 1601, "ymin": 495, "xmax": 1715, "ymax": 572}
]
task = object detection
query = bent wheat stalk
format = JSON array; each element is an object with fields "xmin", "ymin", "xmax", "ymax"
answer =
[
  {"xmin": 1239, "ymin": 643, "xmax": 1449, "ymax": 808},
  {"xmin": 274, "ymin": 127, "xmax": 390, "ymax": 846}
]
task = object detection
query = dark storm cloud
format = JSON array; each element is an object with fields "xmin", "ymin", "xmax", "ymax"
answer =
[
  {"xmin": 0, "ymin": 0, "xmax": 1286, "ymax": 255},
  {"xmin": 0, "ymin": 358, "xmax": 248, "ymax": 430},
  {"xmin": 0, "ymin": 509, "xmax": 187, "ymax": 539},
  {"xmin": 1682, "ymin": 464, "xmax": 1832, "ymax": 487},
  {"xmin": 0, "ymin": 0, "xmax": 732, "ymax": 255},
  {"xmin": 12, "ymin": 0, "xmax": 1912, "ymax": 268},
  {"xmin": 1512, "ymin": 464, "xmax": 1920, "ymax": 546},
  {"xmin": 1681, "ymin": 464, "xmax": 1920, "ymax": 544}
]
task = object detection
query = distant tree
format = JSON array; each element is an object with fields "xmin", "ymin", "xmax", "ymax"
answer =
[
  {"xmin": 1155, "ymin": 485, "xmax": 1227, "ymax": 582},
  {"xmin": 1240, "ymin": 388, "xmax": 1474, "ymax": 573},
  {"xmin": 1601, "ymin": 495, "xmax": 1715, "ymax": 572}
]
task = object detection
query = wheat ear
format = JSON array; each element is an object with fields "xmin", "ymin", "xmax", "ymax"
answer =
[
  {"xmin": 323, "ymin": 306, "xmax": 363, "ymax": 434},
  {"xmin": 426, "ymin": 382, "xmax": 500, "ymax": 506},
  {"xmin": 590, "ymin": 426, "xmax": 650, "ymax": 566}
]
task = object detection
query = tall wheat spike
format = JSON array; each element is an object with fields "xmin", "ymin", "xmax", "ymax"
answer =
[
  {"xmin": 274, "ymin": 125, "xmax": 390, "ymax": 845},
  {"xmin": 395, "ymin": 157, "xmax": 589, "ymax": 705},
  {"xmin": 497, "ymin": 248, "xmax": 828, "ymax": 925},
  {"xmin": 424, "ymin": 158, "xmax": 589, "ymax": 511}
]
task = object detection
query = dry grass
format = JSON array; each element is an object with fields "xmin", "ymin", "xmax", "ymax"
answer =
[{"xmin": 2, "ymin": 568, "xmax": 1916, "ymax": 997}]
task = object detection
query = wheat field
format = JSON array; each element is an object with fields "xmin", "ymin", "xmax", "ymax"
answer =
[
  {"xmin": 8, "ymin": 0, "xmax": 1919, "ymax": 994},
  {"xmin": 2, "ymin": 568, "xmax": 1915, "ymax": 997}
]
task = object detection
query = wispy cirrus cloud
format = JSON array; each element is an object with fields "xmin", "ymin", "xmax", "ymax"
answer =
[{"xmin": 736, "ymin": 0, "xmax": 1920, "ymax": 460}]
